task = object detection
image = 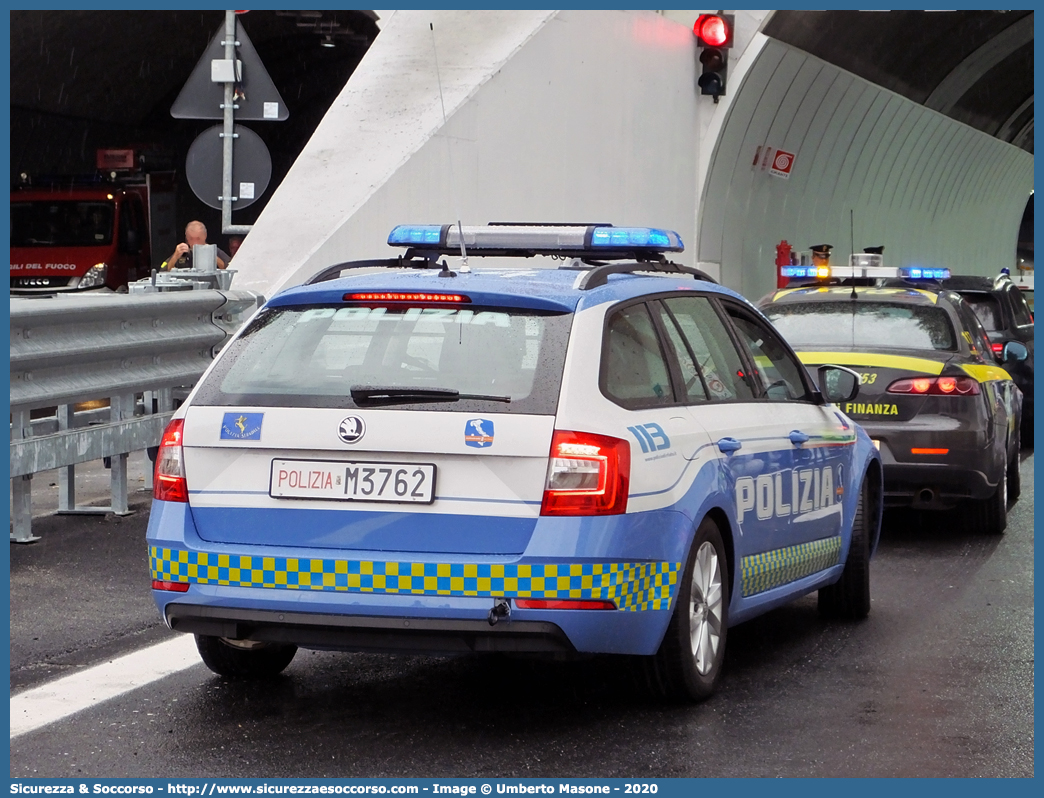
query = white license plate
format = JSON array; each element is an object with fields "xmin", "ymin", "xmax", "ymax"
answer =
[{"xmin": 270, "ymin": 459, "xmax": 436, "ymax": 504}]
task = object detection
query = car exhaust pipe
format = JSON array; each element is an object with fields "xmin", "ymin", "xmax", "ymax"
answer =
[{"xmin": 918, "ymin": 488, "xmax": 935, "ymax": 504}]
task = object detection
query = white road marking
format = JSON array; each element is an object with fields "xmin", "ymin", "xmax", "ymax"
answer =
[{"xmin": 10, "ymin": 634, "xmax": 201, "ymax": 739}]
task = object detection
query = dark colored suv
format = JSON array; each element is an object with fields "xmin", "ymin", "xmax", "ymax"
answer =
[{"xmin": 942, "ymin": 274, "xmax": 1034, "ymax": 444}]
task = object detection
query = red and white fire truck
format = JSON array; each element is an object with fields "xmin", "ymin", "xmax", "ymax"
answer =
[{"xmin": 10, "ymin": 148, "xmax": 176, "ymax": 294}]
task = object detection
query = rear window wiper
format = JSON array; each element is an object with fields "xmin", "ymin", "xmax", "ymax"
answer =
[{"xmin": 350, "ymin": 386, "xmax": 511, "ymax": 406}]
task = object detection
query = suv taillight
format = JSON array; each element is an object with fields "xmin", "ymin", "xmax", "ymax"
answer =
[
  {"xmin": 540, "ymin": 430, "xmax": 629, "ymax": 516},
  {"xmin": 886, "ymin": 376, "xmax": 980, "ymax": 396},
  {"xmin": 154, "ymin": 418, "xmax": 188, "ymax": 503}
]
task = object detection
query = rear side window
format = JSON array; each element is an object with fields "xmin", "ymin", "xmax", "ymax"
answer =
[
  {"xmin": 960, "ymin": 292, "xmax": 1003, "ymax": 331},
  {"xmin": 954, "ymin": 298, "xmax": 994, "ymax": 359},
  {"xmin": 601, "ymin": 303, "xmax": 674, "ymax": 408},
  {"xmin": 662, "ymin": 295, "xmax": 756, "ymax": 401},
  {"xmin": 653, "ymin": 302, "xmax": 709, "ymax": 403},
  {"xmin": 1018, "ymin": 287, "xmax": 1034, "ymax": 315},
  {"xmin": 194, "ymin": 304, "xmax": 572, "ymax": 414},
  {"xmin": 1008, "ymin": 285, "xmax": 1033, "ymax": 326}
]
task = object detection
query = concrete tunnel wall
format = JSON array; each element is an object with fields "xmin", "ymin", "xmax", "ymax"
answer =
[
  {"xmin": 700, "ymin": 35, "xmax": 1035, "ymax": 301},
  {"xmin": 233, "ymin": 10, "xmax": 701, "ymax": 297}
]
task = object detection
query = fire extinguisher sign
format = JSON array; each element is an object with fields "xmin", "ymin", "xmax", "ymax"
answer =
[{"xmin": 770, "ymin": 149, "xmax": 796, "ymax": 179}]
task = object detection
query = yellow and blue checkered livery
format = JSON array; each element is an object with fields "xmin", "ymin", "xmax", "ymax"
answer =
[
  {"xmin": 151, "ymin": 547, "xmax": 680, "ymax": 611},
  {"xmin": 741, "ymin": 536, "xmax": 842, "ymax": 597}
]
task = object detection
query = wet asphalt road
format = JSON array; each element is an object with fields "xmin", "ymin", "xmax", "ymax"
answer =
[{"xmin": 9, "ymin": 456, "xmax": 1034, "ymax": 778}]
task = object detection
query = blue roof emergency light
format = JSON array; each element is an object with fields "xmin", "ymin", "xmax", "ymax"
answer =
[
  {"xmin": 387, "ymin": 224, "xmax": 684, "ymax": 257},
  {"xmin": 900, "ymin": 267, "xmax": 951, "ymax": 281},
  {"xmin": 387, "ymin": 225, "xmax": 444, "ymax": 246}
]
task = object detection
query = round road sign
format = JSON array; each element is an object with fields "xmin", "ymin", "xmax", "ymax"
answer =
[{"xmin": 185, "ymin": 124, "xmax": 272, "ymax": 211}]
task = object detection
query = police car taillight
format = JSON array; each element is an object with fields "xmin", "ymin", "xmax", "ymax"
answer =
[
  {"xmin": 154, "ymin": 418, "xmax": 188, "ymax": 503},
  {"xmin": 887, "ymin": 376, "xmax": 980, "ymax": 396},
  {"xmin": 540, "ymin": 430, "xmax": 629, "ymax": 516}
]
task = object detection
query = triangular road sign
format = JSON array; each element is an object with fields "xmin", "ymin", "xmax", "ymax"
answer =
[{"xmin": 171, "ymin": 19, "xmax": 289, "ymax": 121}]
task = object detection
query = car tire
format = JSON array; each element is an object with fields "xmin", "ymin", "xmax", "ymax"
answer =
[
  {"xmin": 195, "ymin": 635, "xmax": 297, "ymax": 679},
  {"xmin": 1007, "ymin": 439, "xmax": 1021, "ymax": 503},
  {"xmin": 642, "ymin": 517, "xmax": 729, "ymax": 702},
  {"xmin": 818, "ymin": 474, "xmax": 872, "ymax": 620},
  {"xmin": 972, "ymin": 458, "xmax": 1008, "ymax": 536}
]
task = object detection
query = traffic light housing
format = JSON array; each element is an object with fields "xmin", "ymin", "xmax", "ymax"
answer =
[{"xmin": 694, "ymin": 13, "xmax": 734, "ymax": 102}]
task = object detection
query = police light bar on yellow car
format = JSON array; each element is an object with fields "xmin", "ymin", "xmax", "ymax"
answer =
[
  {"xmin": 387, "ymin": 223, "xmax": 684, "ymax": 257},
  {"xmin": 782, "ymin": 263, "xmax": 951, "ymax": 283}
]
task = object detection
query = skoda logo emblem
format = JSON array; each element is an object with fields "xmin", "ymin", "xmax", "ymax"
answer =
[{"xmin": 338, "ymin": 416, "xmax": 366, "ymax": 444}]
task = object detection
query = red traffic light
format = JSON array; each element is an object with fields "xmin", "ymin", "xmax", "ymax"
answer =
[{"xmin": 695, "ymin": 14, "xmax": 731, "ymax": 48}]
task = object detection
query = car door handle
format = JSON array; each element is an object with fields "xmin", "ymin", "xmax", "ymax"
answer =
[
  {"xmin": 789, "ymin": 430, "xmax": 810, "ymax": 445},
  {"xmin": 716, "ymin": 437, "xmax": 742, "ymax": 454}
]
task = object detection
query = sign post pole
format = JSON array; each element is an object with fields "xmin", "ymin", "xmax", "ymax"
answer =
[
  {"xmin": 173, "ymin": 11, "xmax": 285, "ymax": 230},
  {"xmin": 221, "ymin": 10, "xmax": 251, "ymax": 236}
]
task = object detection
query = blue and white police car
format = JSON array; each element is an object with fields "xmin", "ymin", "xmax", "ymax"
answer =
[{"xmin": 148, "ymin": 224, "xmax": 883, "ymax": 701}]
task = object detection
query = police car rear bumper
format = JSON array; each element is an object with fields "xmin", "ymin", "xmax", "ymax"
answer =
[
  {"xmin": 166, "ymin": 603, "xmax": 576, "ymax": 655},
  {"xmin": 849, "ymin": 416, "xmax": 997, "ymax": 508},
  {"xmin": 879, "ymin": 462, "xmax": 994, "ymax": 508},
  {"xmin": 870, "ymin": 436, "xmax": 996, "ymax": 507},
  {"xmin": 147, "ymin": 499, "xmax": 682, "ymax": 656}
]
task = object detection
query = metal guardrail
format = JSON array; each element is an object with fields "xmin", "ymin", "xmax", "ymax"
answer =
[{"xmin": 10, "ymin": 289, "xmax": 261, "ymax": 542}]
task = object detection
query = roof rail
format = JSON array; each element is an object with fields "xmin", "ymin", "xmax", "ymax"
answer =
[
  {"xmin": 575, "ymin": 261, "xmax": 718, "ymax": 290},
  {"xmin": 303, "ymin": 256, "xmax": 450, "ymax": 285}
]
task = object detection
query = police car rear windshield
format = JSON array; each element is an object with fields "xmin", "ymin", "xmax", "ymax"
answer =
[
  {"xmin": 764, "ymin": 303, "xmax": 958, "ymax": 351},
  {"xmin": 193, "ymin": 303, "xmax": 572, "ymax": 414}
]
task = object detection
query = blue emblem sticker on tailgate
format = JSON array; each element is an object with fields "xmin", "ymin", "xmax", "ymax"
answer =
[
  {"xmin": 465, "ymin": 418, "xmax": 494, "ymax": 448},
  {"xmin": 221, "ymin": 412, "xmax": 264, "ymax": 441}
]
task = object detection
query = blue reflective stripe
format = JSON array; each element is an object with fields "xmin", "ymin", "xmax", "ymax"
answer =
[
  {"xmin": 188, "ymin": 491, "xmax": 540, "ymax": 505},
  {"xmin": 434, "ymin": 496, "xmax": 542, "ymax": 506},
  {"xmin": 189, "ymin": 490, "xmax": 268, "ymax": 496}
]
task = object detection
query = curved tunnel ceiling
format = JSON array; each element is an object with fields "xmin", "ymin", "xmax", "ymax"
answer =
[
  {"xmin": 698, "ymin": 36, "xmax": 1034, "ymax": 299},
  {"xmin": 763, "ymin": 10, "xmax": 1033, "ymax": 153}
]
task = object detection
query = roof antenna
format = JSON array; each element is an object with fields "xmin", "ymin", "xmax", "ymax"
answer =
[{"xmin": 431, "ymin": 23, "xmax": 469, "ymax": 274}]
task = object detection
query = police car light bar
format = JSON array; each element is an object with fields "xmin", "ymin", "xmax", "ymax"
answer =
[
  {"xmin": 782, "ymin": 264, "xmax": 950, "ymax": 282},
  {"xmin": 387, "ymin": 224, "xmax": 684, "ymax": 256},
  {"xmin": 900, "ymin": 267, "xmax": 951, "ymax": 280}
]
